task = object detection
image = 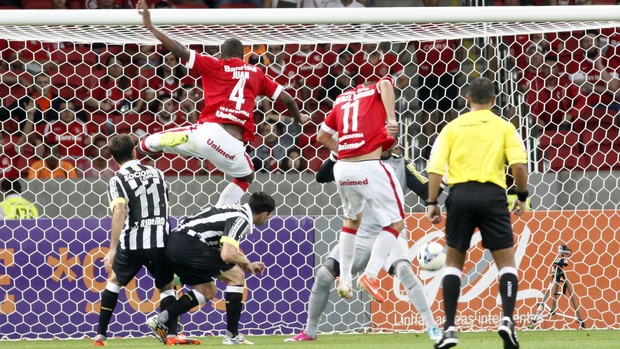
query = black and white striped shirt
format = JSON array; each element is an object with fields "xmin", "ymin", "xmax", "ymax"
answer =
[
  {"xmin": 107, "ymin": 160, "xmax": 170, "ymax": 250},
  {"xmin": 172, "ymin": 204, "xmax": 254, "ymax": 250}
]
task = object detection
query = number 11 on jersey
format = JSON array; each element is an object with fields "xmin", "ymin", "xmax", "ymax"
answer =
[{"xmin": 341, "ymin": 100, "xmax": 359, "ymax": 134}]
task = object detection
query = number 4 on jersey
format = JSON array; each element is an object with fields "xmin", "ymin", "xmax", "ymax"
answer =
[{"xmin": 229, "ymin": 78, "xmax": 247, "ymax": 110}]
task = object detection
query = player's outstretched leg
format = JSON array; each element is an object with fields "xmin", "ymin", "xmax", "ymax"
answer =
[
  {"xmin": 393, "ymin": 263, "xmax": 440, "ymax": 340},
  {"xmin": 139, "ymin": 131, "xmax": 189, "ymax": 154},
  {"xmin": 285, "ymin": 265, "xmax": 336, "ymax": 342}
]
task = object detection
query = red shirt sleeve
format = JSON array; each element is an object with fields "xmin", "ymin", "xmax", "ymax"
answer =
[
  {"xmin": 323, "ymin": 108, "xmax": 338, "ymax": 133},
  {"xmin": 185, "ymin": 49, "xmax": 219, "ymax": 77},
  {"xmin": 259, "ymin": 74, "xmax": 283, "ymax": 100}
]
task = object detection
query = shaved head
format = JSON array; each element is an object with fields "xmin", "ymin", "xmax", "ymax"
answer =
[{"xmin": 221, "ymin": 38, "xmax": 244, "ymax": 59}]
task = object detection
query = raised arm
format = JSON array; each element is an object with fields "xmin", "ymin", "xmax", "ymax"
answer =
[
  {"xmin": 276, "ymin": 90, "xmax": 311, "ymax": 125},
  {"xmin": 379, "ymin": 79, "xmax": 397, "ymax": 137},
  {"xmin": 137, "ymin": 0, "xmax": 189, "ymax": 62}
]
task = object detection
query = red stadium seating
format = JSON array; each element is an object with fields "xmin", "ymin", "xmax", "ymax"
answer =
[
  {"xmin": 580, "ymin": 107, "xmax": 619, "ymax": 131},
  {"xmin": 538, "ymin": 130, "xmax": 581, "ymax": 172},
  {"xmin": 579, "ymin": 127, "xmax": 620, "ymax": 171},
  {"xmin": 22, "ymin": 0, "xmax": 54, "ymax": 9},
  {"xmin": 174, "ymin": 3, "xmax": 211, "ymax": 8},
  {"xmin": 153, "ymin": 154, "xmax": 204, "ymax": 177},
  {"xmin": 58, "ymin": 45, "xmax": 97, "ymax": 65}
]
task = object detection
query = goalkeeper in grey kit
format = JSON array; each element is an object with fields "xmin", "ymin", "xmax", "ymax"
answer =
[{"xmin": 286, "ymin": 149, "xmax": 442, "ymax": 342}]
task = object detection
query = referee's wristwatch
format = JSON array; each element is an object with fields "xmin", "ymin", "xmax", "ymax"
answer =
[{"xmin": 425, "ymin": 200, "xmax": 438, "ymax": 206}]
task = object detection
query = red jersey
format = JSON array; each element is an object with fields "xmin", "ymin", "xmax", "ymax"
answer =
[
  {"xmin": 414, "ymin": 39, "xmax": 459, "ymax": 76},
  {"xmin": 528, "ymin": 78, "xmax": 587, "ymax": 127},
  {"xmin": 43, "ymin": 120, "xmax": 89, "ymax": 157},
  {"xmin": 322, "ymin": 79, "xmax": 395, "ymax": 159},
  {"xmin": 185, "ymin": 50, "xmax": 283, "ymax": 141}
]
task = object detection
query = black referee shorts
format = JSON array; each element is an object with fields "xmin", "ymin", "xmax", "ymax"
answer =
[
  {"xmin": 165, "ymin": 232, "xmax": 236, "ymax": 286},
  {"xmin": 445, "ymin": 182, "xmax": 515, "ymax": 252},
  {"xmin": 113, "ymin": 247, "xmax": 174, "ymax": 289}
]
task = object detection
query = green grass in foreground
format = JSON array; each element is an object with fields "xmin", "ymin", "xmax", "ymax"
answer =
[{"xmin": 0, "ymin": 330, "xmax": 618, "ymax": 349}]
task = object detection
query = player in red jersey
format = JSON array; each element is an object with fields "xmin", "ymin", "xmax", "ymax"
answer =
[
  {"xmin": 137, "ymin": 0, "xmax": 309, "ymax": 205},
  {"xmin": 316, "ymin": 77, "xmax": 403, "ymax": 303}
]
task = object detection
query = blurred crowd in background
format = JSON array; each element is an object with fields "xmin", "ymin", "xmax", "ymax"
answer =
[{"xmin": 1, "ymin": 0, "xmax": 620, "ymax": 181}]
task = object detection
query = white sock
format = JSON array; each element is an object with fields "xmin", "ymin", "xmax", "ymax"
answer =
[
  {"xmin": 142, "ymin": 133, "xmax": 163, "ymax": 152},
  {"xmin": 364, "ymin": 229, "xmax": 398, "ymax": 278},
  {"xmin": 339, "ymin": 230, "xmax": 357, "ymax": 281},
  {"xmin": 217, "ymin": 181, "xmax": 247, "ymax": 205},
  {"xmin": 395, "ymin": 263, "xmax": 436, "ymax": 328}
]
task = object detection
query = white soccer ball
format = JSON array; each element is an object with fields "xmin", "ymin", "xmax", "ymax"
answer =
[{"xmin": 417, "ymin": 241, "xmax": 447, "ymax": 271}]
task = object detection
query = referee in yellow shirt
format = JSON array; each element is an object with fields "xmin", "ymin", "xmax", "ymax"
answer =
[{"xmin": 425, "ymin": 78, "xmax": 528, "ymax": 349}]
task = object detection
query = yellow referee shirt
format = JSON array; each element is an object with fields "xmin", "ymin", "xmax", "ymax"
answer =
[{"xmin": 427, "ymin": 110, "xmax": 527, "ymax": 189}]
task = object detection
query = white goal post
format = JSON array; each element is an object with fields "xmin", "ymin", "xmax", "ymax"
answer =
[
  {"xmin": 1, "ymin": 5, "xmax": 620, "ymax": 341},
  {"xmin": 0, "ymin": 6, "xmax": 619, "ymax": 44}
]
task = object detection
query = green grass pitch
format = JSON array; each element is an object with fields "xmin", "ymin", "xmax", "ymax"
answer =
[{"xmin": 0, "ymin": 330, "xmax": 618, "ymax": 349}]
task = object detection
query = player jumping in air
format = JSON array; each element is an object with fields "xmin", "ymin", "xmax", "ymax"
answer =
[
  {"xmin": 285, "ymin": 149, "xmax": 442, "ymax": 342},
  {"xmin": 137, "ymin": 0, "xmax": 310, "ymax": 206},
  {"xmin": 316, "ymin": 76, "xmax": 401, "ymax": 303}
]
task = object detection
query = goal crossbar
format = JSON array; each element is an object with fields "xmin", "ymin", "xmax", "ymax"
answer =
[{"xmin": 0, "ymin": 6, "xmax": 619, "ymax": 45}]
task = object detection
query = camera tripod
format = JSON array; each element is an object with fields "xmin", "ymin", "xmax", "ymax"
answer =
[{"xmin": 528, "ymin": 248, "xmax": 586, "ymax": 329}]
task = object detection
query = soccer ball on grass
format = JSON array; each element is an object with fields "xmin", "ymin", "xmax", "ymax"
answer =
[{"xmin": 417, "ymin": 241, "xmax": 446, "ymax": 271}]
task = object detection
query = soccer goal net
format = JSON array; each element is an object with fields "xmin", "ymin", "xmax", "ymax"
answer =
[{"xmin": 1, "ymin": 6, "xmax": 619, "ymax": 340}]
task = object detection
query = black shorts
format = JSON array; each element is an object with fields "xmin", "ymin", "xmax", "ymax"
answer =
[
  {"xmin": 418, "ymin": 73, "xmax": 459, "ymax": 113},
  {"xmin": 445, "ymin": 182, "xmax": 515, "ymax": 251},
  {"xmin": 113, "ymin": 247, "xmax": 174, "ymax": 289},
  {"xmin": 165, "ymin": 232, "xmax": 235, "ymax": 286}
]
